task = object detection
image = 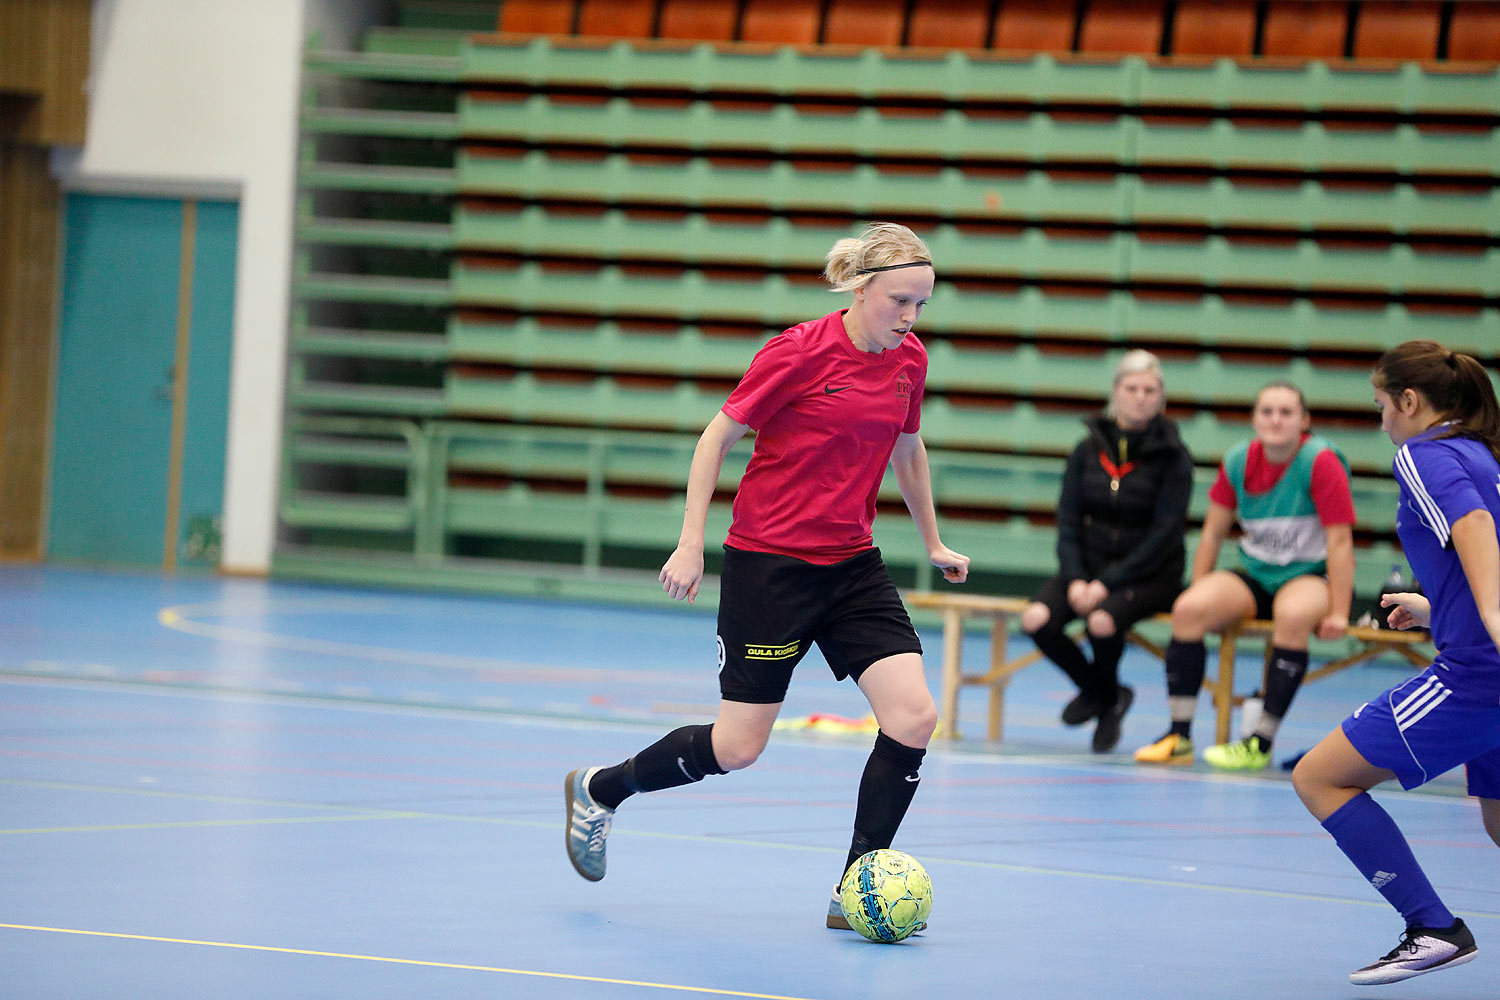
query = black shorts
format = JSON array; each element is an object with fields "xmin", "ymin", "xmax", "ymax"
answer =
[
  {"xmin": 1228, "ymin": 568, "xmax": 1278, "ymax": 621},
  {"xmin": 716, "ymin": 545, "xmax": 923, "ymax": 704}
]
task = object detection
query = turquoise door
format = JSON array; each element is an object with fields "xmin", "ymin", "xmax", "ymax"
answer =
[{"xmin": 48, "ymin": 193, "xmax": 237, "ymax": 568}]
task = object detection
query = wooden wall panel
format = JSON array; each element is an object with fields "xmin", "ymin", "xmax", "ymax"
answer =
[
  {"xmin": 0, "ymin": 0, "xmax": 90, "ymax": 145},
  {"xmin": 0, "ymin": 144, "xmax": 61, "ymax": 559}
]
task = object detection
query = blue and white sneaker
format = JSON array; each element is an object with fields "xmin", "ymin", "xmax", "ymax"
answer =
[{"xmin": 564, "ymin": 767, "xmax": 613, "ymax": 882}]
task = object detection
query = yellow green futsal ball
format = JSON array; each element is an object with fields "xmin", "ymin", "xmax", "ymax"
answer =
[{"xmin": 839, "ymin": 849, "xmax": 932, "ymax": 943}]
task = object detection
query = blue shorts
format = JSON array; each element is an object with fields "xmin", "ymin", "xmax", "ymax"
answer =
[{"xmin": 1342, "ymin": 666, "xmax": 1500, "ymax": 796}]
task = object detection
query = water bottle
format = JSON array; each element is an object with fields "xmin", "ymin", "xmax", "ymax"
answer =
[
  {"xmin": 1376, "ymin": 564, "xmax": 1405, "ymax": 629},
  {"xmin": 1241, "ymin": 693, "xmax": 1263, "ymax": 740}
]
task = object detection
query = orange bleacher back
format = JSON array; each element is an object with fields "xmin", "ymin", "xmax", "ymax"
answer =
[
  {"xmin": 499, "ymin": 0, "xmax": 579, "ymax": 33},
  {"xmin": 823, "ymin": 0, "xmax": 906, "ymax": 46},
  {"xmin": 576, "ymin": 0, "xmax": 658, "ymax": 38},
  {"xmin": 1352, "ymin": 1, "xmax": 1442, "ymax": 61},
  {"xmin": 658, "ymin": 0, "xmax": 739, "ymax": 40},
  {"xmin": 1078, "ymin": 0, "xmax": 1163, "ymax": 55},
  {"xmin": 1171, "ymin": 0, "xmax": 1257, "ymax": 57},
  {"xmin": 991, "ymin": 0, "xmax": 1077, "ymax": 53},
  {"xmin": 740, "ymin": 0, "xmax": 821, "ymax": 43},
  {"xmin": 1262, "ymin": 1, "xmax": 1349, "ymax": 59},
  {"xmin": 907, "ymin": 0, "xmax": 992, "ymax": 50}
]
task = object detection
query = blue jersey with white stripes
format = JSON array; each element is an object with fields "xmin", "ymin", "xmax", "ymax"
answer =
[{"xmin": 1393, "ymin": 428, "xmax": 1500, "ymax": 700}]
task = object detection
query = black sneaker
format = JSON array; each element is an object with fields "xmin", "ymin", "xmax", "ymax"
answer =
[
  {"xmin": 1061, "ymin": 692, "xmax": 1103, "ymax": 727},
  {"xmin": 1091, "ymin": 685, "xmax": 1134, "ymax": 753},
  {"xmin": 1349, "ymin": 919, "xmax": 1477, "ymax": 985}
]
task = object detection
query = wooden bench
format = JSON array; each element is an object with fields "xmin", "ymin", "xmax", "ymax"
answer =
[{"xmin": 904, "ymin": 591, "xmax": 1434, "ymax": 745}]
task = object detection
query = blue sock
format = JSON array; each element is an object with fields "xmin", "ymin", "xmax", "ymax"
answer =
[{"xmin": 1322, "ymin": 792, "xmax": 1454, "ymax": 929}]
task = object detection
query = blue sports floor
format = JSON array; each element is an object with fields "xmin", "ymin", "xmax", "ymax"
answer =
[{"xmin": 2, "ymin": 565, "xmax": 1495, "ymax": 998}]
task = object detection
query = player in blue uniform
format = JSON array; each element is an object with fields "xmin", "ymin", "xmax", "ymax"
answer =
[{"xmin": 1292, "ymin": 340, "xmax": 1500, "ymax": 986}]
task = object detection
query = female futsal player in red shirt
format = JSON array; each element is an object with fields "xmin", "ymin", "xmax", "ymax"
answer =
[{"xmin": 563, "ymin": 222, "xmax": 969, "ymax": 931}]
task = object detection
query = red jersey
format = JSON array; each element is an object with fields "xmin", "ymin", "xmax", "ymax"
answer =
[
  {"xmin": 1208, "ymin": 435, "xmax": 1356, "ymax": 526},
  {"xmin": 720, "ymin": 310, "xmax": 927, "ymax": 563}
]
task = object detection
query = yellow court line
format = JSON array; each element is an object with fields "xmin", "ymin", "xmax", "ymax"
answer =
[{"xmin": 0, "ymin": 924, "xmax": 822, "ymax": 1000}]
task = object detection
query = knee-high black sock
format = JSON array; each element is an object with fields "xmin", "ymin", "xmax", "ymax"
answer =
[
  {"xmin": 1087, "ymin": 632, "xmax": 1127, "ymax": 701},
  {"xmin": 588, "ymin": 724, "xmax": 726, "ymax": 811},
  {"xmin": 1164, "ymin": 639, "xmax": 1207, "ymax": 737},
  {"xmin": 839, "ymin": 731, "xmax": 926, "ymax": 886},
  {"xmin": 1030, "ymin": 624, "xmax": 1093, "ymax": 695},
  {"xmin": 1257, "ymin": 646, "xmax": 1310, "ymax": 749}
]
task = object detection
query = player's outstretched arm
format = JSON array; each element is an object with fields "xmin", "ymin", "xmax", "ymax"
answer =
[{"xmin": 661, "ymin": 412, "xmax": 749, "ymax": 603}]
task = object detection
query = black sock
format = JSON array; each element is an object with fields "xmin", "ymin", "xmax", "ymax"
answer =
[
  {"xmin": 839, "ymin": 731, "xmax": 926, "ymax": 886},
  {"xmin": 1165, "ymin": 639, "xmax": 1206, "ymax": 738},
  {"xmin": 1087, "ymin": 632, "xmax": 1127, "ymax": 703},
  {"xmin": 588, "ymin": 724, "xmax": 726, "ymax": 811},
  {"xmin": 1261, "ymin": 645, "xmax": 1309, "ymax": 726},
  {"xmin": 1165, "ymin": 639, "xmax": 1208, "ymax": 698},
  {"xmin": 1030, "ymin": 624, "xmax": 1095, "ymax": 697}
]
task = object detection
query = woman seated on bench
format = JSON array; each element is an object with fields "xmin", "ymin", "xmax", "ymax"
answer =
[
  {"xmin": 1020, "ymin": 350, "xmax": 1194, "ymax": 752},
  {"xmin": 1134, "ymin": 380, "xmax": 1355, "ymax": 770}
]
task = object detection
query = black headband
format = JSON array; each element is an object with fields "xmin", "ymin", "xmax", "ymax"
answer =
[{"xmin": 855, "ymin": 260, "xmax": 933, "ymax": 274}]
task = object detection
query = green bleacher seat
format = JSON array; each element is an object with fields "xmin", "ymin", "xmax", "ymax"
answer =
[
  {"xmin": 302, "ymin": 104, "xmax": 463, "ymax": 140},
  {"xmin": 452, "ymin": 205, "xmax": 1129, "ymax": 281},
  {"xmin": 1127, "ymin": 236, "xmax": 1500, "ymax": 297},
  {"xmin": 456, "ymin": 150, "xmax": 1136, "ymax": 223},
  {"xmin": 457, "ymin": 40, "xmax": 1500, "ymax": 122},
  {"xmin": 281, "ymin": 494, "xmax": 415, "ymax": 532},
  {"xmin": 1119, "ymin": 296, "xmax": 1500, "ymax": 354},
  {"xmin": 299, "ymin": 160, "xmax": 461, "ymax": 196},
  {"xmin": 362, "ymin": 26, "xmax": 473, "ymax": 58},
  {"xmin": 296, "ymin": 271, "xmax": 454, "ymax": 307},
  {"xmin": 1131, "ymin": 178, "xmax": 1500, "ymax": 239},
  {"xmin": 299, "ymin": 216, "xmax": 457, "ymax": 251},
  {"xmin": 454, "ymin": 262, "xmax": 826, "ymax": 324},
  {"xmin": 879, "ymin": 450, "xmax": 1065, "ymax": 512},
  {"xmin": 875, "ymin": 514, "xmax": 1062, "ymax": 585},
  {"xmin": 294, "ymin": 325, "xmax": 450, "ymax": 363},
  {"xmin": 448, "ymin": 317, "xmax": 760, "ymax": 376},
  {"xmin": 1135, "ymin": 120, "xmax": 1500, "ymax": 178},
  {"xmin": 461, "ymin": 38, "xmax": 1141, "ymax": 104},
  {"xmin": 289, "ymin": 375, "xmax": 448, "ymax": 416},
  {"xmin": 923, "ymin": 341, "xmax": 1108, "ymax": 397},
  {"xmin": 445, "ymin": 371, "xmax": 724, "ymax": 430},
  {"xmin": 1137, "ymin": 60, "xmax": 1500, "ymax": 115},
  {"xmin": 303, "ymin": 48, "xmax": 465, "ymax": 83},
  {"xmin": 441, "ymin": 423, "xmax": 752, "ymax": 490},
  {"xmin": 453, "ymin": 262, "xmax": 1136, "ymax": 340},
  {"xmin": 458, "ymin": 94, "xmax": 1136, "ymax": 163}
]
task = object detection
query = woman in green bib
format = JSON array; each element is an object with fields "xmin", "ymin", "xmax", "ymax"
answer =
[{"xmin": 1134, "ymin": 381, "xmax": 1356, "ymax": 770}]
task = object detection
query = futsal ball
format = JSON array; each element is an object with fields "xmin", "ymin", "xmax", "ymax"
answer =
[{"xmin": 838, "ymin": 849, "xmax": 933, "ymax": 943}]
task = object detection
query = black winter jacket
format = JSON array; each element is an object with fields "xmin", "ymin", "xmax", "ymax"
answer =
[{"xmin": 1055, "ymin": 414, "xmax": 1194, "ymax": 589}]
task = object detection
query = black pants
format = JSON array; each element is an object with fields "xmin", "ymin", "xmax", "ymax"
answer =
[{"xmin": 1027, "ymin": 566, "xmax": 1182, "ymax": 702}]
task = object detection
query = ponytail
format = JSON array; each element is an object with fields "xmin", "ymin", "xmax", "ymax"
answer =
[{"xmin": 1373, "ymin": 340, "xmax": 1500, "ymax": 464}]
